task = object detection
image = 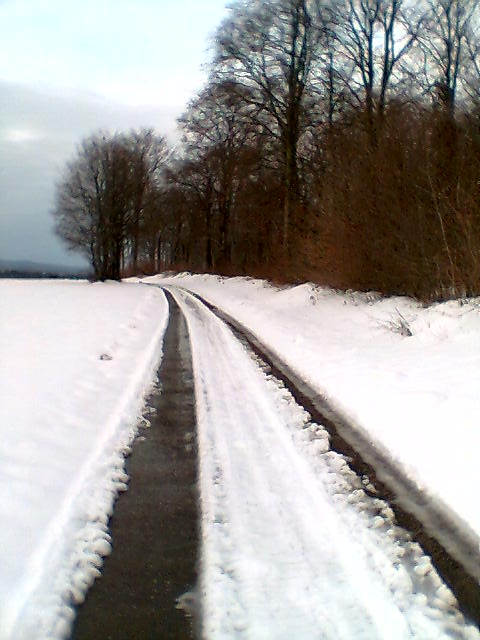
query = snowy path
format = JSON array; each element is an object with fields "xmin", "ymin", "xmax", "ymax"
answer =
[
  {"xmin": 167, "ymin": 286, "xmax": 478, "ymax": 640},
  {"xmin": 151, "ymin": 274, "xmax": 480, "ymax": 546}
]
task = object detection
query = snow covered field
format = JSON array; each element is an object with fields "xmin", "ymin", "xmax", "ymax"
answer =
[
  {"xmin": 152, "ymin": 274, "xmax": 480, "ymax": 543},
  {"xmin": 1, "ymin": 275, "xmax": 479, "ymax": 639},
  {"xmin": 0, "ymin": 279, "xmax": 168, "ymax": 639}
]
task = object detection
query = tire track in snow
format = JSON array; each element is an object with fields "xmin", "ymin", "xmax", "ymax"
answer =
[
  {"xmin": 164, "ymin": 285, "xmax": 478, "ymax": 640},
  {"xmin": 167, "ymin": 284, "xmax": 480, "ymax": 631}
]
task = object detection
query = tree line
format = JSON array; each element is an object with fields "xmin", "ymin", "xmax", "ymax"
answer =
[{"xmin": 54, "ymin": 0, "xmax": 480, "ymax": 299}]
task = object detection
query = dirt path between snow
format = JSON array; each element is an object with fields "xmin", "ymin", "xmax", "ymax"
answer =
[
  {"xmin": 158, "ymin": 284, "xmax": 477, "ymax": 638},
  {"xmin": 70, "ymin": 281, "xmax": 479, "ymax": 637},
  {"xmin": 71, "ymin": 292, "xmax": 199, "ymax": 640},
  {"xmin": 170, "ymin": 285, "xmax": 480, "ymax": 630}
]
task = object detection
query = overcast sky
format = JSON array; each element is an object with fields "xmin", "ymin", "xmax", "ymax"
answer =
[{"xmin": 0, "ymin": 0, "xmax": 230, "ymax": 267}]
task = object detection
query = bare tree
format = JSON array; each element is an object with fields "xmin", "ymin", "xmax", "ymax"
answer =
[
  {"xmin": 179, "ymin": 81, "xmax": 263, "ymax": 266},
  {"xmin": 124, "ymin": 130, "xmax": 169, "ymax": 272},
  {"xmin": 418, "ymin": 0, "xmax": 477, "ymax": 117},
  {"xmin": 329, "ymin": 0, "xmax": 420, "ymax": 140},
  {"xmin": 53, "ymin": 130, "xmax": 168, "ymax": 280},
  {"xmin": 213, "ymin": 0, "xmax": 326, "ymax": 254}
]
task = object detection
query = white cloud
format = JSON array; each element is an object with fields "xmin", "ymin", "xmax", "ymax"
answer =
[
  {"xmin": 2, "ymin": 128, "xmax": 44, "ymax": 143},
  {"xmin": 0, "ymin": 0, "xmax": 228, "ymax": 106}
]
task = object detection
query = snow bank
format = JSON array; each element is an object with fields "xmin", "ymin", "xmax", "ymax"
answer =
[
  {"xmin": 0, "ymin": 280, "xmax": 168, "ymax": 639},
  {"xmin": 149, "ymin": 273, "xmax": 480, "ymax": 539}
]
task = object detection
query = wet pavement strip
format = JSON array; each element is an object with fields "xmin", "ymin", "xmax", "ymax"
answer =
[
  {"xmin": 71, "ymin": 291, "xmax": 199, "ymax": 640},
  {"xmin": 171, "ymin": 286, "xmax": 480, "ymax": 629}
]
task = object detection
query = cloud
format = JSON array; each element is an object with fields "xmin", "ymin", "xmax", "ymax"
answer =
[
  {"xmin": 2, "ymin": 128, "xmax": 44, "ymax": 143},
  {"xmin": 0, "ymin": 0, "xmax": 231, "ymax": 266},
  {"xmin": 0, "ymin": 0, "xmax": 228, "ymax": 107},
  {"xmin": 0, "ymin": 80, "xmax": 180, "ymax": 266}
]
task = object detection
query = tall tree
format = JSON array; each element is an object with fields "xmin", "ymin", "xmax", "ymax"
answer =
[
  {"xmin": 179, "ymin": 81, "xmax": 261, "ymax": 265},
  {"xmin": 419, "ymin": 0, "xmax": 477, "ymax": 117},
  {"xmin": 124, "ymin": 129, "xmax": 169, "ymax": 272},
  {"xmin": 53, "ymin": 130, "xmax": 167, "ymax": 280},
  {"xmin": 329, "ymin": 0, "xmax": 419, "ymax": 140},
  {"xmin": 213, "ymin": 0, "xmax": 325, "ymax": 254}
]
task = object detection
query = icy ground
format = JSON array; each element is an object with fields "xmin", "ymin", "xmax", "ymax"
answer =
[
  {"xmin": 0, "ymin": 280, "xmax": 168, "ymax": 639},
  {"xmin": 1, "ymin": 275, "xmax": 479, "ymax": 639}
]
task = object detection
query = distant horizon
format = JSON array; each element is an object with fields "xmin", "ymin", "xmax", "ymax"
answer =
[
  {"xmin": 0, "ymin": 245, "xmax": 90, "ymax": 270},
  {"xmin": 0, "ymin": 257, "xmax": 91, "ymax": 273}
]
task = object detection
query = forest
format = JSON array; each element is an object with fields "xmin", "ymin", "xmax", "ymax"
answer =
[{"xmin": 53, "ymin": 0, "xmax": 480, "ymax": 300}]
